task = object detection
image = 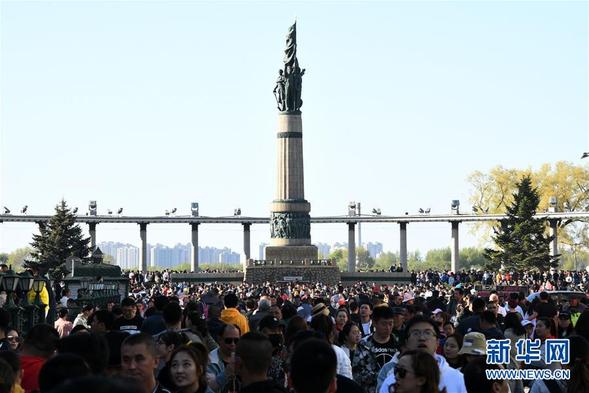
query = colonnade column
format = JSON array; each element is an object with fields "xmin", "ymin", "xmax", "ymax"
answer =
[
  {"xmin": 88, "ymin": 222, "xmax": 97, "ymax": 250},
  {"xmin": 243, "ymin": 223, "xmax": 251, "ymax": 268},
  {"xmin": 191, "ymin": 223, "xmax": 199, "ymax": 272},
  {"xmin": 451, "ymin": 221, "xmax": 460, "ymax": 273},
  {"xmin": 139, "ymin": 223, "xmax": 148, "ymax": 273},
  {"xmin": 549, "ymin": 219, "xmax": 559, "ymax": 259},
  {"xmin": 348, "ymin": 222, "xmax": 356, "ymax": 272},
  {"xmin": 399, "ymin": 222, "xmax": 407, "ymax": 272}
]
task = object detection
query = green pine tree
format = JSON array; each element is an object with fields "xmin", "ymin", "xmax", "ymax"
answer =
[
  {"xmin": 484, "ymin": 175, "xmax": 558, "ymax": 271},
  {"xmin": 25, "ymin": 200, "xmax": 91, "ymax": 279}
]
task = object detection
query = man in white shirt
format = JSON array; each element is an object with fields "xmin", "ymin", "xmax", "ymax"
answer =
[
  {"xmin": 59, "ymin": 288, "xmax": 72, "ymax": 308},
  {"xmin": 377, "ymin": 315, "xmax": 467, "ymax": 393},
  {"xmin": 488, "ymin": 293, "xmax": 507, "ymax": 317},
  {"xmin": 359, "ymin": 303, "xmax": 374, "ymax": 337}
]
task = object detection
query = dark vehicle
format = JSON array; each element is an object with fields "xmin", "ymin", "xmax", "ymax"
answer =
[{"xmin": 527, "ymin": 290, "xmax": 588, "ymax": 308}]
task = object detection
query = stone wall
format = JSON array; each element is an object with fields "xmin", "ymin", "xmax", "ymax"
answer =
[
  {"xmin": 245, "ymin": 265, "xmax": 340, "ymax": 285},
  {"xmin": 170, "ymin": 273, "xmax": 244, "ymax": 284}
]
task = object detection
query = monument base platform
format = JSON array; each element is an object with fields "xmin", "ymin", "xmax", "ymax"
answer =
[
  {"xmin": 245, "ymin": 263, "xmax": 340, "ymax": 285},
  {"xmin": 264, "ymin": 245, "xmax": 318, "ymax": 261}
]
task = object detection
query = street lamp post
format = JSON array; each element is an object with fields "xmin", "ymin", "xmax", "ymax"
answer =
[
  {"xmin": 2, "ymin": 269, "xmax": 21, "ymax": 334},
  {"xmin": 32, "ymin": 277, "xmax": 46, "ymax": 325},
  {"xmin": 18, "ymin": 272, "xmax": 34, "ymax": 333}
]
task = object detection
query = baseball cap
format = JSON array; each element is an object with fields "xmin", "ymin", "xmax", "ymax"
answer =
[
  {"xmin": 258, "ymin": 315, "xmax": 282, "ymax": 331},
  {"xmin": 392, "ymin": 307, "xmax": 405, "ymax": 315}
]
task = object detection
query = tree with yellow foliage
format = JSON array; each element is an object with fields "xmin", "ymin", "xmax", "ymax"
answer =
[{"xmin": 468, "ymin": 161, "xmax": 589, "ymax": 264}]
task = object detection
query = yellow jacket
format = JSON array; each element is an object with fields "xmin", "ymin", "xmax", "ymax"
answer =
[
  {"xmin": 220, "ymin": 308, "xmax": 250, "ymax": 334},
  {"xmin": 27, "ymin": 287, "xmax": 49, "ymax": 315}
]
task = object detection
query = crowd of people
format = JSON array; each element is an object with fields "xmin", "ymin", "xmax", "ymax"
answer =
[{"xmin": 0, "ymin": 266, "xmax": 589, "ymax": 393}]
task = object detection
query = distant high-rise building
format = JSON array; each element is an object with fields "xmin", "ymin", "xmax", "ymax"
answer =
[
  {"xmin": 258, "ymin": 243, "xmax": 268, "ymax": 259},
  {"xmin": 366, "ymin": 242, "xmax": 383, "ymax": 258},
  {"xmin": 315, "ymin": 242, "xmax": 331, "ymax": 258},
  {"xmin": 116, "ymin": 246, "xmax": 140, "ymax": 270},
  {"xmin": 150, "ymin": 243, "xmax": 191, "ymax": 268},
  {"xmin": 219, "ymin": 249, "xmax": 240, "ymax": 264},
  {"xmin": 99, "ymin": 241, "xmax": 240, "ymax": 268}
]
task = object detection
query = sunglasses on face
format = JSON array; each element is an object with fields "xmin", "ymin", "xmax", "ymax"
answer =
[
  {"xmin": 7, "ymin": 336, "xmax": 20, "ymax": 342},
  {"xmin": 224, "ymin": 338, "xmax": 239, "ymax": 345}
]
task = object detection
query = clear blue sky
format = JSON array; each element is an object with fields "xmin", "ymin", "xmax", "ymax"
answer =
[{"xmin": 1, "ymin": 1, "xmax": 587, "ymax": 257}]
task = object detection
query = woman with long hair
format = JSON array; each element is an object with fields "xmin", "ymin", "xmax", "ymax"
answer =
[
  {"xmin": 442, "ymin": 333, "xmax": 465, "ymax": 370},
  {"xmin": 5, "ymin": 327, "xmax": 21, "ymax": 352},
  {"xmin": 157, "ymin": 332, "xmax": 190, "ymax": 391},
  {"xmin": 392, "ymin": 350, "xmax": 446, "ymax": 393},
  {"xmin": 338, "ymin": 322, "xmax": 361, "ymax": 363},
  {"xmin": 534, "ymin": 317, "xmax": 556, "ymax": 340},
  {"xmin": 169, "ymin": 343, "xmax": 213, "ymax": 393},
  {"xmin": 335, "ymin": 309, "xmax": 349, "ymax": 333}
]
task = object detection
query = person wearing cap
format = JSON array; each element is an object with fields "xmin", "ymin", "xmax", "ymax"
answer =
[
  {"xmin": 258, "ymin": 315, "xmax": 286, "ymax": 387},
  {"xmin": 564, "ymin": 293, "xmax": 587, "ymax": 327},
  {"xmin": 402, "ymin": 292, "xmax": 415, "ymax": 305},
  {"xmin": 310, "ymin": 303, "xmax": 331, "ymax": 321},
  {"xmin": 352, "ymin": 306, "xmax": 399, "ymax": 393},
  {"xmin": 391, "ymin": 308, "xmax": 405, "ymax": 344},
  {"xmin": 557, "ymin": 311, "xmax": 574, "ymax": 338},
  {"xmin": 377, "ymin": 315, "xmax": 467, "ymax": 393},
  {"xmin": 457, "ymin": 332, "xmax": 487, "ymax": 365}
]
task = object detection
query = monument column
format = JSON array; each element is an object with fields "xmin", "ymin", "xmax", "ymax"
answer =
[
  {"xmin": 88, "ymin": 222, "xmax": 97, "ymax": 250},
  {"xmin": 139, "ymin": 223, "xmax": 148, "ymax": 273},
  {"xmin": 399, "ymin": 222, "xmax": 408, "ymax": 272},
  {"xmin": 191, "ymin": 223, "xmax": 199, "ymax": 272},
  {"xmin": 348, "ymin": 222, "xmax": 356, "ymax": 272},
  {"xmin": 265, "ymin": 21, "xmax": 318, "ymax": 263},
  {"xmin": 451, "ymin": 221, "xmax": 460, "ymax": 272}
]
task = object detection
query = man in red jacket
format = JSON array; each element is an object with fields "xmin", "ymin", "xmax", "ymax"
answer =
[{"xmin": 20, "ymin": 324, "xmax": 59, "ymax": 393}]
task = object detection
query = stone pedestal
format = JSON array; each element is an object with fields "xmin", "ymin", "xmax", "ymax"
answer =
[
  {"xmin": 265, "ymin": 245, "xmax": 318, "ymax": 261},
  {"xmin": 245, "ymin": 264, "xmax": 339, "ymax": 285}
]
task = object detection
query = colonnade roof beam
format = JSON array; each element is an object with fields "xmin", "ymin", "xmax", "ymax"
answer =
[{"xmin": 1, "ymin": 211, "xmax": 588, "ymax": 224}]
